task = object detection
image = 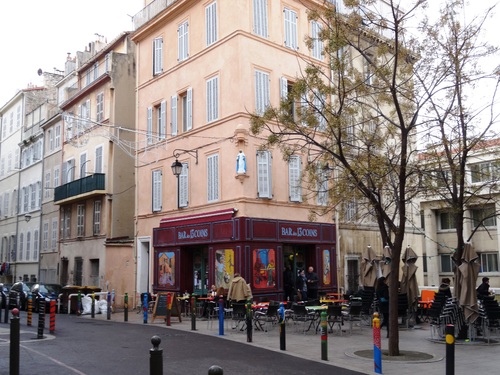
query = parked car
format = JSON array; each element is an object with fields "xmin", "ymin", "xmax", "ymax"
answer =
[
  {"xmin": 8, "ymin": 281, "xmax": 35, "ymax": 310},
  {"xmin": 31, "ymin": 283, "xmax": 63, "ymax": 312},
  {"xmin": 1, "ymin": 283, "xmax": 12, "ymax": 307}
]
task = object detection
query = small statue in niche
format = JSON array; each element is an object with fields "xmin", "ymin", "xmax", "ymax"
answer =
[{"xmin": 236, "ymin": 150, "xmax": 246, "ymax": 174}]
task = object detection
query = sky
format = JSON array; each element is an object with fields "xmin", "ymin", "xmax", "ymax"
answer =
[
  {"xmin": 0, "ymin": 0, "xmax": 144, "ymax": 106},
  {"xmin": 0, "ymin": 0, "xmax": 498, "ymax": 108}
]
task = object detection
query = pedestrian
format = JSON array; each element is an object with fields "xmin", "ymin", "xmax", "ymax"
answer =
[
  {"xmin": 477, "ymin": 277, "xmax": 491, "ymax": 300},
  {"xmin": 376, "ymin": 276, "xmax": 389, "ymax": 338},
  {"xmin": 439, "ymin": 277, "xmax": 452, "ymax": 299},
  {"xmin": 296, "ymin": 269, "xmax": 308, "ymax": 302},
  {"xmin": 306, "ymin": 266, "xmax": 319, "ymax": 300},
  {"xmin": 228, "ymin": 273, "xmax": 251, "ymax": 303}
]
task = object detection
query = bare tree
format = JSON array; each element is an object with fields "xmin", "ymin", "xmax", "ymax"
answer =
[{"xmin": 250, "ymin": 0, "xmax": 498, "ymax": 355}]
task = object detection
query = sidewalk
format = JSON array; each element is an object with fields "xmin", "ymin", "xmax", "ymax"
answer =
[{"xmin": 85, "ymin": 308, "xmax": 499, "ymax": 375}]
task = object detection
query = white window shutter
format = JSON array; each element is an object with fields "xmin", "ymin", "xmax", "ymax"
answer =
[
  {"xmin": 280, "ymin": 77, "xmax": 288, "ymax": 100},
  {"xmin": 289, "ymin": 156, "xmax": 302, "ymax": 202},
  {"xmin": 186, "ymin": 88, "xmax": 193, "ymax": 130},
  {"xmin": 179, "ymin": 163, "xmax": 189, "ymax": 207},
  {"xmin": 147, "ymin": 107, "xmax": 153, "ymax": 144},
  {"xmin": 152, "ymin": 170, "xmax": 162, "ymax": 212},
  {"xmin": 171, "ymin": 96, "xmax": 178, "ymax": 136},
  {"xmin": 159, "ymin": 100, "xmax": 166, "ymax": 139},
  {"xmin": 257, "ymin": 151, "xmax": 272, "ymax": 198}
]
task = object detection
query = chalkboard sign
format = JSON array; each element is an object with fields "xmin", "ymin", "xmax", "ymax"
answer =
[{"xmin": 152, "ymin": 293, "xmax": 182, "ymax": 323}]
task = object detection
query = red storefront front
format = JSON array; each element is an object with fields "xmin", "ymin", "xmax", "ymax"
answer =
[{"xmin": 152, "ymin": 209, "xmax": 337, "ymax": 300}]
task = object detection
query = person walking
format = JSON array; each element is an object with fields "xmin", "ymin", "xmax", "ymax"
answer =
[
  {"xmin": 376, "ymin": 276, "xmax": 389, "ymax": 338},
  {"xmin": 477, "ymin": 277, "xmax": 491, "ymax": 300},
  {"xmin": 306, "ymin": 266, "xmax": 319, "ymax": 300},
  {"xmin": 228, "ymin": 273, "xmax": 251, "ymax": 303}
]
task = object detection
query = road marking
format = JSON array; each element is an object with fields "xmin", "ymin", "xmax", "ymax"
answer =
[{"xmin": 21, "ymin": 345, "xmax": 88, "ymax": 374}]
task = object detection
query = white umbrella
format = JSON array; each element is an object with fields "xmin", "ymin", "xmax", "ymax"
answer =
[{"xmin": 361, "ymin": 246, "xmax": 378, "ymax": 288}]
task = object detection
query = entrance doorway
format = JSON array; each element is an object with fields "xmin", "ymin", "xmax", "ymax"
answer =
[
  {"xmin": 192, "ymin": 247, "xmax": 209, "ymax": 295},
  {"xmin": 283, "ymin": 245, "xmax": 308, "ymax": 285},
  {"xmin": 345, "ymin": 256, "xmax": 360, "ymax": 295}
]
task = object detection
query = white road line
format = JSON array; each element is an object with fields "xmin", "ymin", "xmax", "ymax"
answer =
[{"xmin": 21, "ymin": 345, "xmax": 88, "ymax": 375}]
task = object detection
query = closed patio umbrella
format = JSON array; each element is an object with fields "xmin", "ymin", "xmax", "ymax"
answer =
[
  {"xmin": 458, "ymin": 243, "xmax": 481, "ymax": 323},
  {"xmin": 381, "ymin": 245, "xmax": 392, "ymax": 283},
  {"xmin": 361, "ymin": 246, "xmax": 378, "ymax": 289},
  {"xmin": 400, "ymin": 246, "xmax": 419, "ymax": 309}
]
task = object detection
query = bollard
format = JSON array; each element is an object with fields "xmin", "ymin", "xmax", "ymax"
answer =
[
  {"xmin": 124, "ymin": 293, "xmax": 129, "ymax": 322},
  {"xmin": 0, "ymin": 291, "xmax": 2, "ymax": 322},
  {"xmin": 208, "ymin": 365, "xmax": 223, "ymax": 375},
  {"xmin": 279, "ymin": 303, "xmax": 286, "ymax": 351},
  {"xmin": 445, "ymin": 324, "xmax": 455, "ymax": 375},
  {"xmin": 218, "ymin": 296, "xmax": 224, "ymax": 336},
  {"xmin": 191, "ymin": 295, "xmax": 197, "ymax": 331},
  {"xmin": 37, "ymin": 297, "xmax": 46, "ymax": 339},
  {"xmin": 373, "ymin": 312, "xmax": 382, "ymax": 374},
  {"xmin": 27, "ymin": 293, "xmax": 33, "ymax": 326},
  {"xmin": 3, "ymin": 294, "xmax": 9, "ymax": 323},
  {"xmin": 143, "ymin": 293, "xmax": 148, "ymax": 324},
  {"xmin": 77, "ymin": 290, "xmax": 82, "ymax": 315},
  {"xmin": 149, "ymin": 335, "xmax": 163, "ymax": 375},
  {"xmin": 10, "ymin": 308, "xmax": 20, "ymax": 375},
  {"xmin": 111, "ymin": 289, "xmax": 115, "ymax": 313},
  {"xmin": 91, "ymin": 293, "xmax": 95, "ymax": 318},
  {"xmin": 320, "ymin": 311, "xmax": 328, "ymax": 361},
  {"xmin": 49, "ymin": 295, "xmax": 56, "ymax": 333},
  {"xmin": 107, "ymin": 291, "xmax": 111, "ymax": 320},
  {"xmin": 246, "ymin": 301, "xmax": 252, "ymax": 343}
]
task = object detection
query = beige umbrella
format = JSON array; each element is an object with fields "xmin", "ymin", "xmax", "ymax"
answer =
[
  {"xmin": 381, "ymin": 245, "xmax": 392, "ymax": 283},
  {"xmin": 361, "ymin": 245, "xmax": 378, "ymax": 288},
  {"xmin": 458, "ymin": 243, "xmax": 481, "ymax": 322},
  {"xmin": 400, "ymin": 246, "xmax": 419, "ymax": 308}
]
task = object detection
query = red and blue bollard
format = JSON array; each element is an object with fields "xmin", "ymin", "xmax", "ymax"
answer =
[{"xmin": 373, "ymin": 312, "xmax": 382, "ymax": 374}]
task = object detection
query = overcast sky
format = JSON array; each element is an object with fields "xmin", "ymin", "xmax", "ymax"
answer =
[{"xmin": 0, "ymin": 0, "xmax": 498, "ymax": 108}]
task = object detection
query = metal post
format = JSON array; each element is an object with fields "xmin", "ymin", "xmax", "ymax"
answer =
[
  {"xmin": 191, "ymin": 295, "xmax": 197, "ymax": 331},
  {"xmin": 27, "ymin": 292, "xmax": 32, "ymax": 326},
  {"xmin": 149, "ymin": 335, "xmax": 163, "ymax": 375},
  {"xmin": 124, "ymin": 293, "xmax": 129, "ymax": 322},
  {"xmin": 107, "ymin": 291, "xmax": 111, "ymax": 320},
  {"xmin": 37, "ymin": 297, "xmax": 46, "ymax": 339},
  {"xmin": 445, "ymin": 324, "xmax": 455, "ymax": 375},
  {"xmin": 279, "ymin": 303, "xmax": 286, "ymax": 351},
  {"xmin": 91, "ymin": 293, "xmax": 95, "ymax": 318},
  {"xmin": 373, "ymin": 312, "xmax": 382, "ymax": 374},
  {"xmin": 3, "ymin": 293, "xmax": 9, "ymax": 323},
  {"xmin": 320, "ymin": 311, "xmax": 328, "ymax": 361},
  {"xmin": 10, "ymin": 308, "xmax": 20, "ymax": 375},
  {"xmin": 218, "ymin": 297, "xmax": 224, "ymax": 336},
  {"xmin": 208, "ymin": 365, "xmax": 223, "ymax": 375},
  {"xmin": 77, "ymin": 290, "xmax": 82, "ymax": 315},
  {"xmin": 143, "ymin": 293, "xmax": 148, "ymax": 324},
  {"xmin": 49, "ymin": 294, "xmax": 56, "ymax": 333},
  {"xmin": 111, "ymin": 289, "xmax": 115, "ymax": 313},
  {"xmin": 246, "ymin": 301, "xmax": 252, "ymax": 343}
]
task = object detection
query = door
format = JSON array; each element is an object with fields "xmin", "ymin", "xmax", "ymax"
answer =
[
  {"xmin": 193, "ymin": 248, "xmax": 209, "ymax": 295},
  {"xmin": 283, "ymin": 245, "xmax": 307, "ymax": 286},
  {"xmin": 346, "ymin": 257, "xmax": 359, "ymax": 295},
  {"xmin": 74, "ymin": 257, "xmax": 83, "ymax": 286}
]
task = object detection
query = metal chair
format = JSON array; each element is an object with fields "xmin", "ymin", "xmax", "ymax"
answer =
[
  {"xmin": 230, "ymin": 303, "xmax": 247, "ymax": 331},
  {"xmin": 254, "ymin": 301, "xmax": 280, "ymax": 332},
  {"xmin": 326, "ymin": 304, "xmax": 344, "ymax": 335},
  {"xmin": 344, "ymin": 302, "xmax": 363, "ymax": 334},
  {"xmin": 291, "ymin": 304, "xmax": 316, "ymax": 333}
]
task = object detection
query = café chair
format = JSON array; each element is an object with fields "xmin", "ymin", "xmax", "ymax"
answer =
[
  {"xmin": 292, "ymin": 304, "xmax": 316, "ymax": 333},
  {"xmin": 230, "ymin": 303, "xmax": 247, "ymax": 331},
  {"xmin": 327, "ymin": 304, "xmax": 344, "ymax": 335},
  {"xmin": 254, "ymin": 301, "xmax": 280, "ymax": 332}
]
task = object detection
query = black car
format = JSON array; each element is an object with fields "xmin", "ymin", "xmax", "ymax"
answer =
[
  {"xmin": 31, "ymin": 283, "xmax": 63, "ymax": 312},
  {"xmin": 8, "ymin": 281, "xmax": 35, "ymax": 310},
  {"xmin": 1, "ymin": 283, "xmax": 11, "ymax": 307}
]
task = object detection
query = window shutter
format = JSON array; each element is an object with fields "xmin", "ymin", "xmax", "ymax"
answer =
[
  {"xmin": 280, "ymin": 77, "xmax": 288, "ymax": 100},
  {"xmin": 289, "ymin": 156, "xmax": 302, "ymax": 202},
  {"xmin": 179, "ymin": 163, "xmax": 189, "ymax": 207},
  {"xmin": 207, "ymin": 154, "xmax": 219, "ymax": 202},
  {"xmin": 255, "ymin": 70, "xmax": 270, "ymax": 115},
  {"xmin": 171, "ymin": 96, "xmax": 178, "ymax": 136},
  {"xmin": 159, "ymin": 100, "xmax": 166, "ymax": 139},
  {"xmin": 257, "ymin": 151, "xmax": 272, "ymax": 198},
  {"xmin": 253, "ymin": 0, "xmax": 268, "ymax": 38},
  {"xmin": 152, "ymin": 170, "xmax": 162, "ymax": 212},
  {"xmin": 186, "ymin": 88, "xmax": 193, "ymax": 130},
  {"xmin": 206, "ymin": 2, "xmax": 217, "ymax": 46},
  {"xmin": 147, "ymin": 107, "xmax": 153, "ymax": 144}
]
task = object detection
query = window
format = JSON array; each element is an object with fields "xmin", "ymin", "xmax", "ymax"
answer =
[
  {"xmin": 22, "ymin": 187, "xmax": 28, "ymax": 213},
  {"xmin": 93, "ymin": 200, "xmax": 101, "ymax": 235},
  {"xmin": 344, "ymin": 199, "xmax": 357, "ymax": 222},
  {"xmin": 80, "ymin": 152, "xmax": 87, "ymax": 178},
  {"xmin": 206, "ymin": 2, "xmax": 217, "ymax": 47},
  {"xmin": 55, "ymin": 124, "xmax": 61, "ymax": 148},
  {"xmin": 54, "ymin": 167, "xmax": 60, "ymax": 188},
  {"xmin": 3, "ymin": 193, "xmax": 9, "ymax": 217},
  {"xmin": 207, "ymin": 154, "xmax": 219, "ymax": 202},
  {"xmin": 96, "ymin": 92, "xmax": 104, "ymax": 122},
  {"xmin": 62, "ymin": 159, "xmax": 75, "ymax": 184},
  {"xmin": 257, "ymin": 150, "xmax": 272, "ymax": 199},
  {"xmin": 48, "ymin": 129, "xmax": 54, "ymax": 151},
  {"xmin": 179, "ymin": 163, "xmax": 189, "ymax": 208},
  {"xmin": 471, "ymin": 205, "xmax": 497, "ymax": 228},
  {"xmin": 43, "ymin": 222, "xmax": 49, "ymax": 250},
  {"xmin": 152, "ymin": 170, "xmax": 163, "ymax": 212},
  {"xmin": 180, "ymin": 88, "xmax": 193, "ymax": 132},
  {"xmin": 79, "ymin": 99, "xmax": 91, "ymax": 130},
  {"xmin": 439, "ymin": 211, "xmax": 456, "ymax": 230},
  {"xmin": 33, "ymin": 230, "xmax": 39, "ymax": 260},
  {"xmin": 284, "ymin": 7, "xmax": 298, "ymax": 50},
  {"xmin": 62, "ymin": 206, "xmax": 71, "ymax": 239},
  {"xmin": 440, "ymin": 254, "xmax": 453, "ymax": 273},
  {"xmin": 26, "ymin": 232, "xmax": 31, "ymax": 261},
  {"xmin": 95, "ymin": 146, "xmax": 103, "ymax": 173},
  {"xmin": 147, "ymin": 107, "xmax": 153, "ymax": 144},
  {"xmin": 206, "ymin": 76, "xmax": 219, "ymax": 123},
  {"xmin": 364, "ymin": 55, "xmax": 373, "ymax": 85},
  {"xmin": 311, "ymin": 20, "xmax": 323, "ymax": 60},
  {"xmin": 157, "ymin": 101, "xmax": 167, "ymax": 140},
  {"xmin": 288, "ymin": 155, "xmax": 302, "ymax": 202},
  {"xmin": 51, "ymin": 218, "xmax": 58, "ymax": 250},
  {"xmin": 93, "ymin": 62, "xmax": 98, "ymax": 80},
  {"xmin": 480, "ymin": 253, "xmax": 499, "ymax": 273},
  {"xmin": 77, "ymin": 204, "xmax": 85, "ymax": 237},
  {"xmin": 178, "ymin": 21, "xmax": 189, "ymax": 61},
  {"xmin": 253, "ymin": 0, "xmax": 268, "ymax": 38},
  {"xmin": 45, "ymin": 171, "xmax": 51, "ymax": 198},
  {"xmin": 470, "ymin": 161, "xmax": 500, "ymax": 183},
  {"xmin": 317, "ymin": 166, "xmax": 329, "ymax": 206},
  {"xmin": 19, "ymin": 233, "xmax": 24, "ymax": 261},
  {"xmin": 153, "ymin": 37, "xmax": 163, "ymax": 75},
  {"xmin": 30, "ymin": 184, "xmax": 36, "ymax": 210},
  {"xmin": 255, "ymin": 70, "xmax": 270, "ymax": 115}
]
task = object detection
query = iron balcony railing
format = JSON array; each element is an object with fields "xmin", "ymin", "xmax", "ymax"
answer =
[
  {"xmin": 54, "ymin": 173, "xmax": 105, "ymax": 202},
  {"xmin": 132, "ymin": 0, "xmax": 179, "ymax": 30}
]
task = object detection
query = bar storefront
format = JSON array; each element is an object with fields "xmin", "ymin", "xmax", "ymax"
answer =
[{"xmin": 152, "ymin": 209, "xmax": 337, "ymax": 300}]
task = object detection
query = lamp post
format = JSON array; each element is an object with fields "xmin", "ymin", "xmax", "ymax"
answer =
[{"xmin": 171, "ymin": 159, "xmax": 183, "ymax": 209}]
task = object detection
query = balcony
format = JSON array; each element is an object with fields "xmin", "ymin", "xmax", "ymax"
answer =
[
  {"xmin": 54, "ymin": 173, "xmax": 105, "ymax": 204},
  {"xmin": 132, "ymin": 0, "xmax": 179, "ymax": 30}
]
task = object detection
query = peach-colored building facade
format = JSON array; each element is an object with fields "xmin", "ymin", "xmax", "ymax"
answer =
[{"xmin": 132, "ymin": 0, "xmax": 337, "ymax": 301}]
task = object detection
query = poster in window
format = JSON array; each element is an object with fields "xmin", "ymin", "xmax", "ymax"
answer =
[
  {"xmin": 322, "ymin": 249, "xmax": 331, "ymax": 285},
  {"xmin": 215, "ymin": 248, "xmax": 234, "ymax": 289},
  {"xmin": 252, "ymin": 248, "xmax": 275, "ymax": 289},
  {"xmin": 158, "ymin": 251, "xmax": 175, "ymax": 286}
]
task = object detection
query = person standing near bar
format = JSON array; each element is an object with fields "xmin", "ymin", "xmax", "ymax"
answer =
[
  {"xmin": 228, "ymin": 273, "xmax": 251, "ymax": 303},
  {"xmin": 306, "ymin": 266, "xmax": 319, "ymax": 300}
]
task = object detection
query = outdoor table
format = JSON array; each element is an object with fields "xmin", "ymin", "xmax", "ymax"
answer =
[{"xmin": 306, "ymin": 305, "xmax": 328, "ymax": 332}]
